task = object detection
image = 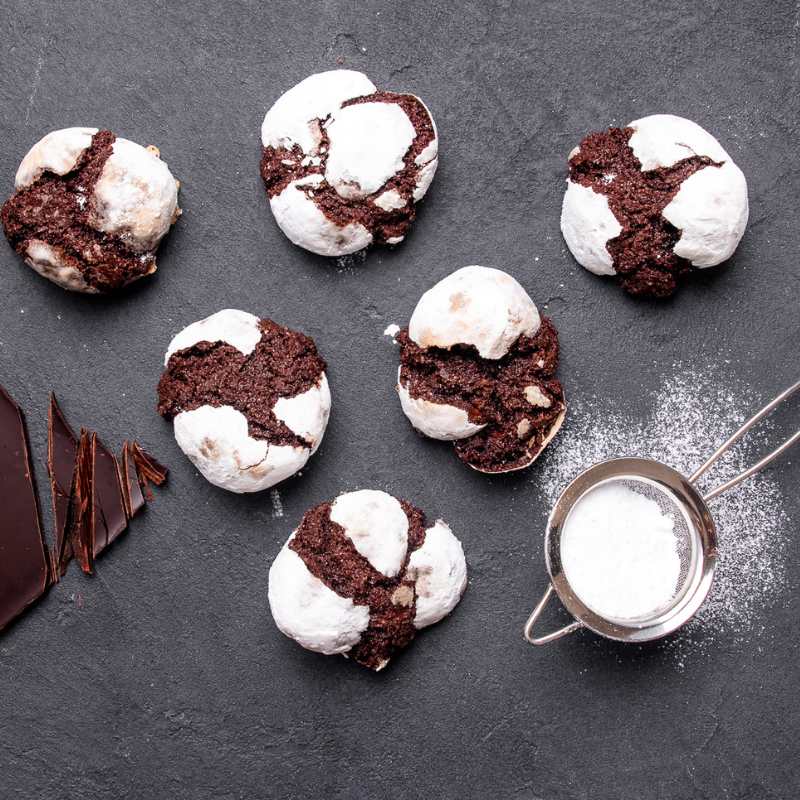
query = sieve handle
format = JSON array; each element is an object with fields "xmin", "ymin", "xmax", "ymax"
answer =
[
  {"xmin": 523, "ymin": 584, "xmax": 583, "ymax": 645},
  {"xmin": 689, "ymin": 378, "xmax": 800, "ymax": 502}
]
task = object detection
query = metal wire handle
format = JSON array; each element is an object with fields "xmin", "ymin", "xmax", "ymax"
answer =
[
  {"xmin": 690, "ymin": 378, "xmax": 800, "ymax": 502},
  {"xmin": 523, "ymin": 585, "xmax": 582, "ymax": 645}
]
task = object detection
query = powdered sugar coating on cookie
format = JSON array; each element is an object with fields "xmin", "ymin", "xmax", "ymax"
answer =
[
  {"xmin": 560, "ymin": 180, "xmax": 621, "ymax": 276},
  {"xmin": 269, "ymin": 539, "xmax": 370, "ymax": 655},
  {"xmin": 173, "ymin": 404, "xmax": 312, "ymax": 493},
  {"xmin": 397, "ymin": 367, "xmax": 486, "ymax": 441},
  {"xmin": 92, "ymin": 137, "xmax": 179, "ymax": 252},
  {"xmin": 408, "ymin": 266, "xmax": 541, "ymax": 361},
  {"xmin": 260, "ymin": 70, "xmax": 438, "ymax": 257},
  {"xmin": 407, "ymin": 520, "xmax": 468, "ymax": 628},
  {"xmin": 15, "ymin": 127, "xmax": 98, "ymax": 188},
  {"xmin": 164, "ymin": 309, "xmax": 263, "ymax": 363},
  {"xmin": 261, "ymin": 69, "xmax": 377, "ymax": 153},
  {"xmin": 324, "ymin": 102, "xmax": 416, "ymax": 200},
  {"xmin": 329, "ymin": 489, "xmax": 409, "ymax": 578}
]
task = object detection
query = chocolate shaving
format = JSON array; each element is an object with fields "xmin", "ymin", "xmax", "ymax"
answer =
[
  {"xmin": 70, "ymin": 430, "xmax": 96, "ymax": 574},
  {"xmin": 121, "ymin": 441, "xmax": 146, "ymax": 518},
  {"xmin": 1, "ymin": 385, "xmax": 167, "ymax": 632},
  {"xmin": 92, "ymin": 435, "xmax": 127, "ymax": 555},
  {"xmin": 47, "ymin": 393, "xmax": 79, "ymax": 576},
  {"xmin": 130, "ymin": 441, "xmax": 168, "ymax": 501},
  {"xmin": 0, "ymin": 386, "xmax": 52, "ymax": 630}
]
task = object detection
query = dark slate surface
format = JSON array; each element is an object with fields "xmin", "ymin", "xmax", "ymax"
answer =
[{"xmin": 1, "ymin": 2, "xmax": 798, "ymax": 798}]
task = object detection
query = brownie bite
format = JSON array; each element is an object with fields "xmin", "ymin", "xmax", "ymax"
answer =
[
  {"xmin": 561, "ymin": 114, "xmax": 748, "ymax": 298},
  {"xmin": 396, "ymin": 266, "xmax": 566, "ymax": 473},
  {"xmin": 268, "ymin": 489, "xmax": 467, "ymax": 670},
  {"xmin": 260, "ymin": 69, "xmax": 438, "ymax": 257},
  {"xmin": 157, "ymin": 309, "xmax": 330, "ymax": 493},
  {"xmin": 2, "ymin": 127, "xmax": 180, "ymax": 292}
]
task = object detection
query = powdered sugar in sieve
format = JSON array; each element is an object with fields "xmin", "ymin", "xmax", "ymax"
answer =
[{"xmin": 559, "ymin": 479, "xmax": 693, "ymax": 623}]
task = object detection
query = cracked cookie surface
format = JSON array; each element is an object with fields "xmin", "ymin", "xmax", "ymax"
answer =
[
  {"xmin": 269, "ymin": 489, "xmax": 467, "ymax": 670},
  {"xmin": 2, "ymin": 128, "xmax": 180, "ymax": 292},
  {"xmin": 157, "ymin": 310, "xmax": 330, "ymax": 493},
  {"xmin": 260, "ymin": 70, "xmax": 438, "ymax": 256},
  {"xmin": 561, "ymin": 114, "xmax": 748, "ymax": 298}
]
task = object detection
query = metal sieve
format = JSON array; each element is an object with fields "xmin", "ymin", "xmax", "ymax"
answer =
[{"xmin": 524, "ymin": 378, "xmax": 800, "ymax": 646}]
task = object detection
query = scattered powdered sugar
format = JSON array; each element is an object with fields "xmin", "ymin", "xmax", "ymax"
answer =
[
  {"xmin": 270, "ymin": 488, "xmax": 284, "ymax": 519},
  {"xmin": 560, "ymin": 482, "xmax": 681, "ymax": 621},
  {"xmin": 334, "ymin": 250, "xmax": 368, "ymax": 273},
  {"xmin": 536, "ymin": 366, "xmax": 790, "ymax": 662}
]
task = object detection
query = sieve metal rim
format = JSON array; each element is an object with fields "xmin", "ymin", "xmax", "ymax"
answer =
[{"xmin": 540, "ymin": 457, "xmax": 717, "ymax": 644}]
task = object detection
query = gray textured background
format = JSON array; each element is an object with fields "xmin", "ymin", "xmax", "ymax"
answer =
[{"xmin": 1, "ymin": 1, "xmax": 798, "ymax": 798}]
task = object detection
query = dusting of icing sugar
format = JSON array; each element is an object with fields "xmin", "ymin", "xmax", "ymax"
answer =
[
  {"xmin": 334, "ymin": 250, "xmax": 368, "ymax": 272},
  {"xmin": 270, "ymin": 488, "xmax": 284, "ymax": 518},
  {"xmin": 536, "ymin": 366, "xmax": 790, "ymax": 665}
]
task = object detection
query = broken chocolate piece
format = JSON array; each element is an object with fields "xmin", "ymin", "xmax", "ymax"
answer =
[
  {"xmin": 130, "ymin": 441, "xmax": 168, "ymax": 501},
  {"xmin": 0, "ymin": 386, "xmax": 51, "ymax": 630},
  {"xmin": 47, "ymin": 394, "xmax": 79, "ymax": 576},
  {"xmin": 92, "ymin": 435, "xmax": 127, "ymax": 555},
  {"xmin": 70, "ymin": 430, "xmax": 96, "ymax": 574},
  {"xmin": 120, "ymin": 441, "xmax": 146, "ymax": 518}
]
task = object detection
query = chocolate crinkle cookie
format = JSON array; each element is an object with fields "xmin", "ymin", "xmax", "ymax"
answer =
[
  {"xmin": 268, "ymin": 489, "xmax": 467, "ymax": 670},
  {"xmin": 260, "ymin": 69, "xmax": 438, "ymax": 257},
  {"xmin": 157, "ymin": 309, "xmax": 330, "ymax": 493},
  {"xmin": 395, "ymin": 265, "xmax": 566, "ymax": 473},
  {"xmin": 560, "ymin": 114, "xmax": 748, "ymax": 298},
  {"xmin": 1, "ymin": 127, "xmax": 180, "ymax": 293}
]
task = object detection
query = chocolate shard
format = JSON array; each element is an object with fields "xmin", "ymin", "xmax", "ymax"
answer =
[
  {"xmin": 70, "ymin": 430, "xmax": 96, "ymax": 575},
  {"xmin": 0, "ymin": 385, "xmax": 52, "ymax": 630},
  {"xmin": 92, "ymin": 435, "xmax": 127, "ymax": 556},
  {"xmin": 120, "ymin": 441, "xmax": 146, "ymax": 519},
  {"xmin": 47, "ymin": 394, "xmax": 79, "ymax": 577},
  {"xmin": 130, "ymin": 441, "xmax": 168, "ymax": 501}
]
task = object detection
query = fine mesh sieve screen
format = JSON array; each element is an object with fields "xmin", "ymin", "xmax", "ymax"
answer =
[{"xmin": 559, "ymin": 477, "xmax": 697, "ymax": 624}]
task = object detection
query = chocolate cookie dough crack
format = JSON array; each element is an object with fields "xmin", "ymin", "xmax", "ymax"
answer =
[
  {"xmin": 158, "ymin": 325, "xmax": 323, "ymax": 451},
  {"xmin": 289, "ymin": 499, "xmax": 425, "ymax": 670},
  {"xmin": 399, "ymin": 321, "xmax": 565, "ymax": 472}
]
